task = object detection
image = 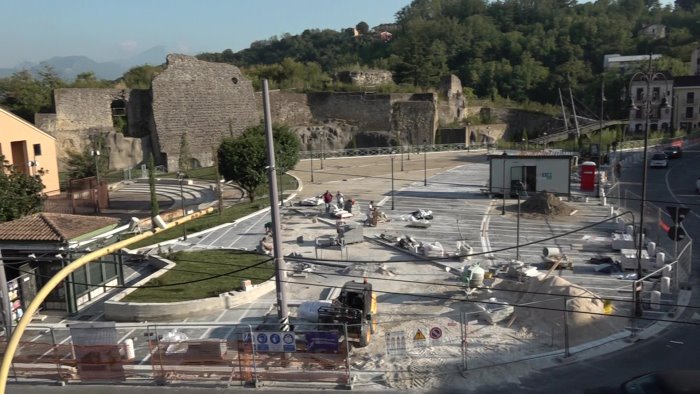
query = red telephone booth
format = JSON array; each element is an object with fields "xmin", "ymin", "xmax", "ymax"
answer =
[{"xmin": 580, "ymin": 161, "xmax": 597, "ymax": 191}]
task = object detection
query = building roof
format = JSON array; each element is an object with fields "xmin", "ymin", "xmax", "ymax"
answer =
[
  {"xmin": 0, "ymin": 213, "xmax": 119, "ymax": 242},
  {"xmin": 0, "ymin": 106, "xmax": 57, "ymax": 141},
  {"xmin": 673, "ymin": 76, "xmax": 700, "ymax": 88}
]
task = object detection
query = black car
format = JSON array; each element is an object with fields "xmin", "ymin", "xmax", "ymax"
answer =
[{"xmin": 663, "ymin": 145, "xmax": 682, "ymax": 159}]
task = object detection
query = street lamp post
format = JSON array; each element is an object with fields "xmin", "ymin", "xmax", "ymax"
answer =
[
  {"xmin": 628, "ymin": 54, "xmax": 670, "ymax": 317},
  {"xmin": 91, "ymin": 148, "xmax": 101, "ymax": 213},
  {"xmin": 516, "ymin": 191, "xmax": 521, "ymax": 260},
  {"xmin": 320, "ymin": 130, "xmax": 325, "ymax": 170},
  {"xmin": 310, "ymin": 150, "xmax": 314, "ymax": 183},
  {"xmin": 390, "ymin": 151, "xmax": 396, "ymax": 210},
  {"xmin": 596, "ymin": 81, "xmax": 605, "ymax": 198},
  {"xmin": 501, "ymin": 151, "xmax": 508, "ymax": 215},
  {"xmin": 177, "ymin": 172, "xmax": 187, "ymax": 240},
  {"xmin": 423, "ymin": 139, "xmax": 427, "ymax": 186}
]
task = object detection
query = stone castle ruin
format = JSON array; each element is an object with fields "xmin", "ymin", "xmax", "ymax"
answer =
[{"xmin": 36, "ymin": 54, "xmax": 509, "ymax": 173}]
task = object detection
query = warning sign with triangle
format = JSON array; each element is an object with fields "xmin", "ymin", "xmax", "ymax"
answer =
[{"xmin": 414, "ymin": 329, "xmax": 426, "ymax": 341}]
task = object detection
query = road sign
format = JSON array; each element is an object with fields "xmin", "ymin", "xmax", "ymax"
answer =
[
  {"xmin": 414, "ymin": 329, "xmax": 426, "ymax": 341},
  {"xmin": 253, "ymin": 331, "xmax": 296, "ymax": 352},
  {"xmin": 413, "ymin": 329, "xmax": 427, "ymax": 348},
  {"xmin": 429, "ymin": 327, "xmax": 442, "ymax": 340},
  {"xmin": 666, "ymin": 207, "xmax": 691, "ymax": 224},
  {"xmin": 386, "ymin": 331, "xmax": 407, "ymax": 356}
]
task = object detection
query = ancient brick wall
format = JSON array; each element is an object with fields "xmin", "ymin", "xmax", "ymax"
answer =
[
  {"xmin": 392, "ymin": 96, "xmax": 438, "ymax": 145},
  {"xmin": 151, "ymin": 54, "xmax": 259, "ymax": 170},
  {"xmin": 53, "ymin": 88, "xmax": 127, "ymax": 131},
  {"xmin": 307, "ymin": 92, "xmax": 393, "ymax": 131},
  {"xmin": 257, "ymin": 91, "xmax": 313, "ymax": 126}
]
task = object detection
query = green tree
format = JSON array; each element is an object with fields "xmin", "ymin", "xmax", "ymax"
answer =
[
  {"xmin": 122, "ymin": 64, "xmax": 164, "ymax": 89},
  {"xmin": 148, "ymin": 153, "xmax": 159, "ymax": 228},
  {"xmin": 355, "ymin": 21, "xmax": 369, "ymax": 35},
  {"xmin": 0, "ymin": 70, "xmax": 53, "ymax": 122},
  {"xmin": 63, "ymin": 135, "xmax": 109, "ymax": 179},
  {"xmin": 218, "ymin": 124, "xmax": 300, "ymax": 202},
  {"xmin": 0, "ymin": 155, "xmax": 45, "ymax": 222},
  {"xmin": 178, "ymin": 132, "xmax": 191, "ymax": 172}
]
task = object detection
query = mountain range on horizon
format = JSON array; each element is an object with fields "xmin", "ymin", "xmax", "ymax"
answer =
[{"xmin": 0, "ymin": 45, "xmax": 171, "ymax": 81}]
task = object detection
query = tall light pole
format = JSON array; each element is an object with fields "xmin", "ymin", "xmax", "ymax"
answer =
[
  {"xmin": 628, "ymin": 54, "xmax": 670, "ymax": 317},
  {"xmin": 177, "ymin": 171, "xmax": 187, "ymax": 240},
  {"xmin": 320, "ymin": 129, "xmax": 325, "ymax": 170},
  {"xmin": 596, "ymin": 81, "xmax": 605, "ymax": 198},
  {"xmin": 516, "ymin": 191, "xmax": 521, "ymax": 261},
  {"xmin": 423, "ymin": 139, "xmax": 427, "ymax": 186},
  {"xmin": 310, "ymin": 149, "xmax": 314, "ymax": 183},
  {"xmin": 390, "ymin": 151, "xmax": 396, "ymax": 210},
  {"xmin": 262, "ymin": 79, "xmax": 289, "ymax": 329},
  {"xmin": 501, "ymin": 151, "xmax": 508, "ymax": 215},
  {"xmin": 91, "ymin": 146, "xmax": 101, "ymax": 214}
]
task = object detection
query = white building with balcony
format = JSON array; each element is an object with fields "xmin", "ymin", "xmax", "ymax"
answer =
[{"xmin": 627, "ymin": 74, "xmax": 673, "ymax": 135}]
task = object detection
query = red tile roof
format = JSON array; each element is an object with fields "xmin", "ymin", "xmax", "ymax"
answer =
[{"xmin": 0, "ymin": 213, "xmax": 120, "ymax": 242}]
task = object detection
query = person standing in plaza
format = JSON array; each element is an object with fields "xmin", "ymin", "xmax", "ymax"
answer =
[
  {"xmin": 322, "ymin": 190, "xmax": 333, "ymax": 213},
  {"xmin": 336, "ymin": 191, "xmax": 345, "ymax": 209}
]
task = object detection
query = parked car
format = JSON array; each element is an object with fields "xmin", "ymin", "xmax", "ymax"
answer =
[
  {"xmin": 663, "ymin": 145, "xmax": 683, "ymax": 159},
  {"xmin": 649, "ymin": 153, "xmax": 668, "ymax": 168}
]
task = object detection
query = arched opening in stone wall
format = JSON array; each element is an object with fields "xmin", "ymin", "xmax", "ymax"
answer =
[
  {"xmin": 111, "ymin": 99, "xmax": 127, "ymax": 134},
  {"xmin": 189, "ymin": 158, "xmax": 201, "ymax": 169}
]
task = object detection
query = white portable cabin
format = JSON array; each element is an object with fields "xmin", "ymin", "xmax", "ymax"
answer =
[{"xmin": 489, "ymin": 153, "xmax": 573, "ymax": 197}]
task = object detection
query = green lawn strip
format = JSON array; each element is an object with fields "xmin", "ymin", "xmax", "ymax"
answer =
[
  {"xmin": 127, "ymin": 200, "xmax": 268, "ymax": 249},
  {"xmin": 121, "ymin": 250, "xmax": 274, "ymax": 303},
  {"xmin": 126, "ymin": 172, "xmax": 299, "ymax": 249}
]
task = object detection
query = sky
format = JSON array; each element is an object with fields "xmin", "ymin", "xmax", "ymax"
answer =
[
  {"xmin": 0, "ymin": 0, "xmax": 676, "ymax": 69},
  {"xmin": 0, "ymin": 0, "xmax": 411, "ymax": 68}
]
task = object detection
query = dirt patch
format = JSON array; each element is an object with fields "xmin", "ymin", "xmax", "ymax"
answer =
[{"xmin": 520, "ymin": 192, "xmax": 574, "ymax": 217}]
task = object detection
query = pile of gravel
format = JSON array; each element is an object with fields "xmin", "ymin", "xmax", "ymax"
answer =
[{"xmin": 520, "ymin": 192, "xmax": 574, "ymax": 217}]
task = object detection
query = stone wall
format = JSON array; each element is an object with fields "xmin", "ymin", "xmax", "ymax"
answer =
[
  {"xmin": 392, "ymin": 96, "xmax": 438, "ymax": 144},
  {"xmin": 307, "ymin": 92, "xmax": 394, "ymax": 131},
  {"xmin": 151, "ymin": 54, "xmax": 259, "ymax": 170},
  {"xmin": 258, "ymin": 91, "xmax": 313, "ymax": 126},
  {"xmin": 53, "ymin": 88, "xmax": 127, "ymax": 131}
]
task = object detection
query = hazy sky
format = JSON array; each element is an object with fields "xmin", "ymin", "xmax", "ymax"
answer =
[
  {"xmin": 0, "ymin": 0, "xmax": 675, "ymax": 68},
  {"xmin": 0, "ymin": 0, "xmax": 411, "ymax": 68}
]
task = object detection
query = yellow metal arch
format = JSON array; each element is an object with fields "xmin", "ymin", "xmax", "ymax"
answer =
[{"xmin": 0, "ymin": 208, "xmax": 213, "ymax": 392}]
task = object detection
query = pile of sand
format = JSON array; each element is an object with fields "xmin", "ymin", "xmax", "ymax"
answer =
[
  {"xmin": 520, "ymin": 192, "xmax": 574, "ymax": 217},
  {"xmin": 492, "ymin": 275, "xmax": 626, "ymax": 347}
]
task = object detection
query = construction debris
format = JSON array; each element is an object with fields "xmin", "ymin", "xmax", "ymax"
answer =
[
  {"xmin": 520, "ymin": 192, "xmax": 574, "ymax": 217},
  {"xmin": 476, "ymin": 298, "xmax": 514, "ymax": 324}
]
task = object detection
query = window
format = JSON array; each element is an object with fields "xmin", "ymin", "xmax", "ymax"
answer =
[
  {"xmin": 652, "ymin": 87, "xmax": 660, "ymax": 101},
  {"xmin": 688, "ymin": 92, "xmax": 695, "ymax": 104},
  {"xmin": 686, "ymin": 107, "xmax": 694, "ymax": 119},
  {"xmin": 636, "ymin": 88, "xmax": 644, "ymax": 101},
  {"xmin": 635, "ymin": 109, "xmax": 643, "ymax": 119}
]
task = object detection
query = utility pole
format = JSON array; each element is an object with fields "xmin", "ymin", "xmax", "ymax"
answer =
[
  {"xmin": 213, "ymin": 148, "xmax": 224, "ymax": 216},
  {"xmin": 0, "ymin": 250, "xmax": 12, "ymax": 338},
  {"xmin": 569, "ymin": 88, "xmax": 581, "ymax": 146},
  {"xmin": 596, "ymin": 81, "xmax": 605, "ymax": 198},
  {"xmin": 262, "ymin": 79, "xmax": 289, "ymax": 330}
]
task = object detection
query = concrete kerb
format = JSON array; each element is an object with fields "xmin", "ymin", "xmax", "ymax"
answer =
[
  {"xmin": 135, "ymin": 173, "xmax": 304, "ymax": 252},
  {"xmin": 104, "ymin": 248, "xmax": 277, "ymax": 322}
]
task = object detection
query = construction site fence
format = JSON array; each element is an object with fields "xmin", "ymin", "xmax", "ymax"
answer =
[
  {"xmin": 1, "ymin": 322, "xmax": 351, "ymax": 389},
  {"xmin": 1, "ymin": 306, "xmax": 644, "ymax": 391}
]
